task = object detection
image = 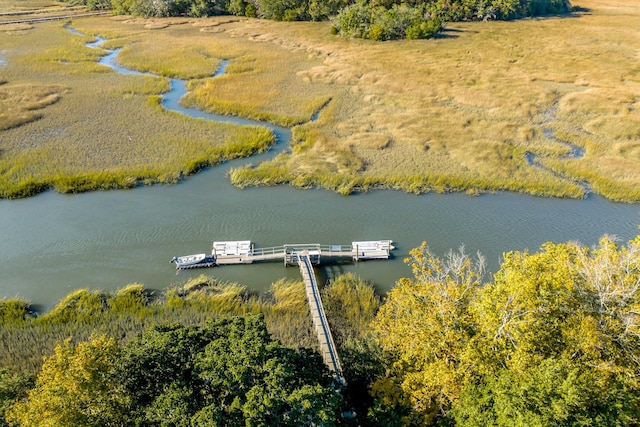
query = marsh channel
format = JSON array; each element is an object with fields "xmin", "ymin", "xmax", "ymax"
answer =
[{"xmin": 0, "ymin": 31, "xmax": 639, "ymax": 309}]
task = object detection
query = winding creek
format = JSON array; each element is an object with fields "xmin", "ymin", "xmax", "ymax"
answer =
[
  {"xmin": 525, "ymin": 101, "xmax": 590, "ymax": 194},
  {"xmin": 1, "ymin": 31, "xmax": 639, "ymax": 309}
]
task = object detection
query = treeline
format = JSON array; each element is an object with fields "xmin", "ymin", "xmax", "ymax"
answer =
[
  {"xmin": 0, "ymin": 274, "xmax": 383, "ymax": 426},
  {"xmin": 3, "ymin": 234, "xmax": 639, "ymax": 425},
  {"xmin": 76, "ymin": 0, "xmax": 573, "ymax": 40},
  {"xmin": 5, "ymin": 316, "xmax": 343, "ymax": 426}
]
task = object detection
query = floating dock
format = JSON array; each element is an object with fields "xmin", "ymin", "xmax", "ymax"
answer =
[
  {"xmin": 170, "ymin": 239, "xmax": 394, "ymax": 387},
  {"xmin": 171, "ymin": 240, "xmax": 394, "ymax": 269}
]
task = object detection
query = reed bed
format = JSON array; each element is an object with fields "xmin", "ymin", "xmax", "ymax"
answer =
[{"xmin": 0, "ymin": 274, "xmax": 379, "ymax": 373}]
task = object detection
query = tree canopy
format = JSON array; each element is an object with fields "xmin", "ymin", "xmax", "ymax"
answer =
[
  {"xmin": 371, "ymin": 236, "xmax": 640, "ymax": 425},
  {"xmin": 6, "ymin": 315, "xmax": 344, "ymax": 426},
  {"xmin": 86, "ymin": 0, "xmax": 574, "ymax": 40}
]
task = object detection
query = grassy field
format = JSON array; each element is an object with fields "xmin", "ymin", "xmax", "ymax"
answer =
[
  {"xmin": 227, "ymin": 0, "xmax": 640, "ymax": 201},
  {"xmin": 1, "ymin": 0, "xmax": 639, "ymax": 200}
]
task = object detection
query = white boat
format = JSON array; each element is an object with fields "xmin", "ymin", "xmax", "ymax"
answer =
[{"xmin": 170, "ymin": 253, "xmax": 215, "ymax": 269}]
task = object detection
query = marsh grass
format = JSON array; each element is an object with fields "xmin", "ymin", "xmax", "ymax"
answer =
[
  {"xmin": 0, "ymin": 83, "xmax": 64, "ymax": 130},
  {"xmin": 223, "ymin": 2, "xmax": 640, "ymax": 201},
  {"xmin": 2, "ymin": 1, "xmax": 639, "ymax": 200},
  {"xmin": 0, "ymin": 0, "xmax": 66, "ymax": 12},
  {"xmin": 0, "ymin": 20, "xmax": 275, "ymax": 198},
  {"xmin": 0, "ymin": 273, "xmax": 378, "ymax": 373}
]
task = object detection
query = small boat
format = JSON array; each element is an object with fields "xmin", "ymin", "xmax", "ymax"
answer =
[{"xmin": 170, "ymin": 253, "xmax": 215, "ymax": 269}]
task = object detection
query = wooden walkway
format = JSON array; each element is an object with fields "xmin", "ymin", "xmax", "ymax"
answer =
[
  {"xmin": 171, "ymin": 240, "xmax": 393, "ymax": 383},
  {"xmin": 297, "ymin": 251, "xmax": 345, "ymax": 386}
]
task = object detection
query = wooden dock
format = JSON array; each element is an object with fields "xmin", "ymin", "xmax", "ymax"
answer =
[
  {"xmin": 171, "ymin": 240, "xmax": 393, "ymax": 383},
  {"xmin": 191, "ymin": 240, "xmax": 394, "ymax": 268},
  {"xmin": 297, "ymin": 251, "xmax": 345, "ymax": 386}
]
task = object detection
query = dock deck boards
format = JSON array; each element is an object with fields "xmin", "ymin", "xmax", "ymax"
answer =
[
  {"xmin": 297, "ymin": 252, "xmax": 344, "ymax": 384},
  {"xmin": 171, "ymin": 239, "xmax": 393, "ymax": 384}
]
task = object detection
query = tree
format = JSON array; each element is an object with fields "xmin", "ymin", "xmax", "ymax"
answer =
[
  {"xmin": 115, "ymin": 315, "xmax": 343, "ymax": 425},
  {"xmin": 6, "ymin": 336, "xmax": 128, "ymax": 427},
  {"xmin": 116, "ymin": 322, "xmax": 212, "ymax": 423},
  {"xmin": 371, "ymin": 242, "xmax": 485, "ymax": 423},
  {"xmin": 0, "ymin": 369, "xmax": 34, "ymax": 427},
  {"xmin": 255, "ymin": 0, "xmax": 307, "ymax": 20},
  {"xmin": 452, "ymin": 357, "xmax": 638, "ymax": 426},
  {"xmin": 373, "ymin": 237, "xmax": 640, "ymax": 425},
  {"xmin": 193, "ymin": 316, "xmax": 342, "ymax": 425},
  {"xmin": 458, "ymin": 236, "xmax": 640, "ymax": 425}
]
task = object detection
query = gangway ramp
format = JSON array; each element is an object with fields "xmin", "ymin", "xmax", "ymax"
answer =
[{"xmin": 297, "ymin": 252, "xmax": 345, "ymax": 386}]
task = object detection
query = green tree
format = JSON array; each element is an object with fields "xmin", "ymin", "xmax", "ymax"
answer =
[
  {"xmin": 6, "ymin": 336, "xmax": 128, "ymax": 427},
  {"xmin": 332, "ymin": 2, "xmax": 443, "ymax": 40},
  {"xmin": 452, "ymin": 358, "xmax": 637, "ymax": 426},
  {"xmin": 256, "ymin": 0, "xmax": 307, "ymax": 20},
  {"xmin": 117, "ymin": 322, "xmax": 211, "ymax": 421},
  {"xmin": 193, "ymin": 316, "xmax": 342, "ymax": 425},
  {"xmin": 116, "ymin": 315, "xmax": 343, "ymax": 425}
]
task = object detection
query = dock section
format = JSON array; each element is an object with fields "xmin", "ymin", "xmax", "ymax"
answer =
[
  {"xmin": 171, "ymin": 240, "xmax": 394, "ymax": 269},
  {"xmin": 170, "ymin": 239, "xmax": 393, "ymax": 385},
  {"xmin": 297, "ymin": 252, "xmax": 345, "ymax": 385}
]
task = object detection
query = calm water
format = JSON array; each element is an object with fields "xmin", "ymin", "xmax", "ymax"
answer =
[
  {"xmin": 1, "ymin": 165, "xmax": 638, "ymax": 309},
  {"xmin": 1, "ymin": 34, "xmax": 639, "ymax": 309}
]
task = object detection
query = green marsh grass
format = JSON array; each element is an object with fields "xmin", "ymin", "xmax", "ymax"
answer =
[{"xmin": 0, "ymin": 273, "xmax": 380, "ymax": 373}]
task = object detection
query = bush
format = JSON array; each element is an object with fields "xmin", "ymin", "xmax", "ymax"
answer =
[{"xmin": 332, "ymin": 2, "xmax": 443, "ymax": 41}]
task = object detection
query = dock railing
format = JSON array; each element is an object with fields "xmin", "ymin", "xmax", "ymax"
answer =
[{"xmin": 297, "ymin": 253, "xmax": 345, "ymax": 387}]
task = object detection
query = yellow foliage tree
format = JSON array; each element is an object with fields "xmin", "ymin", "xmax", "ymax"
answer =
[
  {"xmin": 371, "ymin": 242, "xmax": 485, "ymax": 423},
  {"xmin": 7, "ymin": 335, "xmax": 128, "ymax": 427},
  {"xmin": 373, "ymin": 236, "xmax": 640, "ymax": 425}
]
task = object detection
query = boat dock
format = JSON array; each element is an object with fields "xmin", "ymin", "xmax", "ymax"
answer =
[
  {"xmin": 172, "ymin": 240, "xmax": 394, "ymax": 269},
  {"xmin": 170, "ymin": 240, "xmax": 394, "ymax": 386}
]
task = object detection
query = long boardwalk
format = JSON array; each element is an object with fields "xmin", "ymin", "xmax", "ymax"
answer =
[
  {"xmin": 171, "ymin": 240, "xmax": 393, "ymax": 383},
  {"xmin": 297, "ymin": 252, "xmax": 345, "ymax": 386}
]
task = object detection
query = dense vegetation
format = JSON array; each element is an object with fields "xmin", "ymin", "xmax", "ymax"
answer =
[
  {"xmin": 372, "ymin": 236, "xmax": 640, "ymax": 425},
  {"xmin": 0, "ymin": 274, "xmax": 382, "ymax": 426},
  {"xmin": 82, "ymin": 0, "xmax": 573, "ymax": 41},
  {"xmin": 97, "ymin": 0, "xmax": 574, "ymax": 21},
  {"xmin": 6, "ymin": 317, "xmax": 343, "ymax": 426},
  {"xmin": 1, "ymin": 235, "xmax": 639, "ymax": 425}
]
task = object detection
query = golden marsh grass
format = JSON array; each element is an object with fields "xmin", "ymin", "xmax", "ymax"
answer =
[
  {"xmin": 0, "ymin": 18, "xmax": 274, "ymax": 197},
  {"xmin": 1, "ymin": 0, "xmax": 639, "ymax": 200},
  {"xmin": 224, "ymin": 1, "xmax": 640, "ymax": 200}
]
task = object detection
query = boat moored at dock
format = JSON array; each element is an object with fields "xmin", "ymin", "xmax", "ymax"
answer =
[
  {"xmin": 170, "ymin": 240, "xmax": 394, "ymax": 270},
  {"xmin": 170, "ymin": 253, "xmax": 216, "ymax": 269}
]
